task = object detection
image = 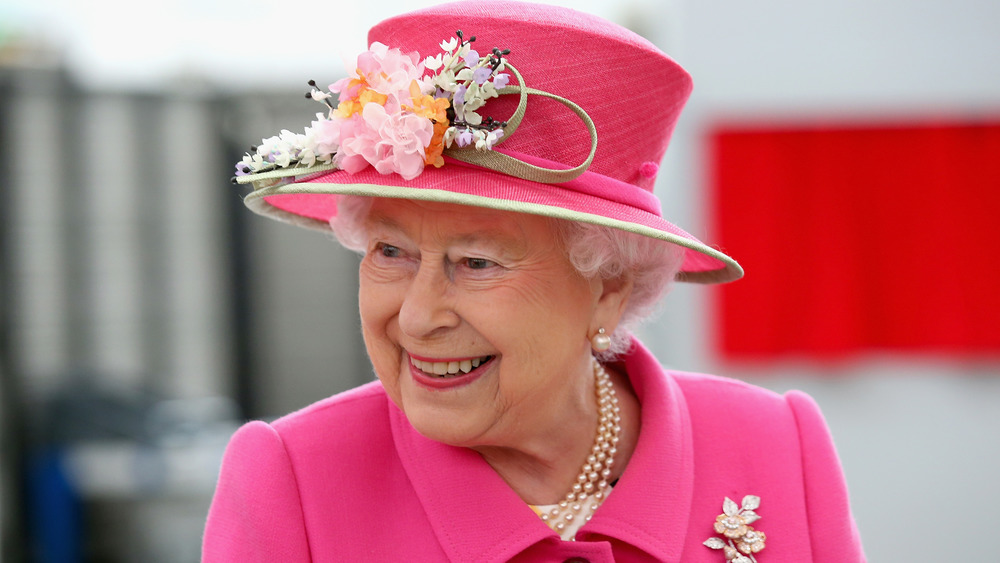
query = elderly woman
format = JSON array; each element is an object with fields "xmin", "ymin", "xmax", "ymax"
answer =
[{"xmin": 203, "ymin": 2, "xmax": 865, "ymax": 562}]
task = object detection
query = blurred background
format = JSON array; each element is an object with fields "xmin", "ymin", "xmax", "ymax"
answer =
[{"xmin": 1, "ymin": 0, "xmax": 998, "ymax": 560}]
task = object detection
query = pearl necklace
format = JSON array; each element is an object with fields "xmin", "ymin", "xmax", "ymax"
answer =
[{"xmin": 538, "ymin": 357, "xmax": 621, "ymax": 537}]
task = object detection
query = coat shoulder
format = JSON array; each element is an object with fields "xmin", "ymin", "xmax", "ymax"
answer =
[
  {"xmin": 668, "ymin": 370, "xmax": 792, "ymax": 418},
  {"xmin": 270, "ymin": 380, "xmax": 389, "ymax": 431},
  {"xmin": 667, "ymin": 370, "xmax": 832, "ymax": 442},
  {"xmin": 264, "ymin": 381, "xmax": 397, "ymax": 467}
]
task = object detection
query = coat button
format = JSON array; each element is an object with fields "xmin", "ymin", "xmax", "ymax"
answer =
[{"xmin": 563, "ymin": 558, "xmax": 590, "ymax": 563}]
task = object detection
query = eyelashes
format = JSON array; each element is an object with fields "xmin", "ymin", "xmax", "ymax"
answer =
[
  {"xmin": 464, "ymin": 257, "xmax": 498, "ymax": 270},
  {"xmin": 368, "ymin": 242, "xmax": 504, "ymax": 279},
  {"xmin": 379, "ymin": 243, "xmax": 402, "ymax": 258}
]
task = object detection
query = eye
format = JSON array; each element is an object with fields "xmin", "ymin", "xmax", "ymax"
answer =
[
  {"xmin": 379, "ymin": 244, "xmax": 402, "ymax": 258},
  {"xmin": 465, "ymin": 257, "xmax": 497, "ymax": 270},
  {"xmin": 368, "ymin": 242, "xmax": 409, "ymax": 267}
]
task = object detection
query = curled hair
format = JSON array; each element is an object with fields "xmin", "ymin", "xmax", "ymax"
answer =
[
  {"xmin": 554, "ymin": 219, "xmax": 684, "ymax": 359},
  {"xmin": 330, "ymin": 195, "xmax": 374, "ymax": 252},
  {"xmin": 331, "ymin": 195, "xmax": 684, "ymax": 358}
]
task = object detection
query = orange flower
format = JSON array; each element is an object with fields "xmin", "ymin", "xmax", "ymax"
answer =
[
  {"xmin": 714, "ymin": 513, "xmax": 749, "ymax": 539},
  {"xmin": 403, "ymin": 80, "xmax": 450, "ymax": 167},
  {"xmin": 424, "ymin": 120, "xmax": 449, "ymax": 167},
  {"xmin": 405, "ymin": 80, "xmax": 450, "ymax": 124},
  {"xmin": 735, "ymin": 527, "xmax": 766, "ymax": 554},
  {"xmin": 333, "ymin": 74, "xmax": 389, "ymax": 118},
  {"xmin": 335, "ymin": 88, "xmax": 389, "ymax": 118}
]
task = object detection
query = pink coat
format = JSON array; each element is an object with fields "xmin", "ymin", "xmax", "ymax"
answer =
[{"xmin": 203, "ymin": 339, "xmax": 864, "ymax": 562}]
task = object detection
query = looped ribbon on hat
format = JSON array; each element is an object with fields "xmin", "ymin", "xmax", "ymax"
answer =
[{"xmin": 443, "ymin": 62, "xmax": 598, "ymax": 184}]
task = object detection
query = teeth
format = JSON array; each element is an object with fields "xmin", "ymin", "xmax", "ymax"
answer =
[{"xmin": 411, "ymin": 355, "xmax": 491, "ymax": 376}]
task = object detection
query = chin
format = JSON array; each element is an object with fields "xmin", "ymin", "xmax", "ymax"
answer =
[{"xmin": 403, "ymin": 406, "xmax": 489, "ymax": 448}]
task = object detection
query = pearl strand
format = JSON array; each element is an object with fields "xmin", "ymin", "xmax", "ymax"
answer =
[{"xmin": 539, "ymin": 357, "xmax": 621, "ymax": 538}]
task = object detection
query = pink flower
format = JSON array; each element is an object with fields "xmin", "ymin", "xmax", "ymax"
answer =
[
  {"xmin": 335, "ymin": 114, "xmax": 381, "ymax": 174},
  {"xmin": 368, "ymin": 105, "xmax": 433, "ymax": 180},
  {"xmin": 335, "ymin": 104, "xmax": 433, "ymax": 180},
  {"xmin": 311, "ymin": 114, "xmax": 344, "ymax": 156},
  {"xmin": 334, "ymin": 42, "xmax": 426, "ymax": 115}
]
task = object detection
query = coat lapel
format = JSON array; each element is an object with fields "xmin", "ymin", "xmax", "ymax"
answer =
[
  {"xmin": 390, "ymin": 404, "xmax": 558, "ymax": 562},
  {"xmin": 578, "ymin": 338, "xmax": 696, "ymax": 561},
  {"xmin": 389, "ymin": 337, "xmax": 696, "ymax": 562}
]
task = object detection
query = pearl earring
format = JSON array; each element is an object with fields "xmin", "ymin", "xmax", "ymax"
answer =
[{"xmin": 591, "ymin": 328, "xmax": 611, "ymax": 352}]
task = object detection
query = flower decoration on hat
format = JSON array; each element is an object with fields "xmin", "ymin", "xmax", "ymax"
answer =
[
  {"xmin": 234, "ymin": 31, "xmax": 512, "ymax": 182},
  {"xmin": 703, "ymin": 495, "xmax": 767, "ymax": 562}
]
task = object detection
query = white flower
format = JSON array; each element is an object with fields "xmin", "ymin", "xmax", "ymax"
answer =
[
  {"xmin": 463, "ymin": 111, "xmax": 482, "ymax": 126},
  {"xmin": 704, "ymin": 494, "xmax": 766, "ymax": 563},
  {"xmin": 235, "ymin": 30, "xmax": 512, "ymax": 182},
  {"xmin": 424, "ymin": 54, "xmax": 443, "ymax": 71},
  {"xmin": 431, "ymin": 70, "xmax": 458, "ymax": 93},
  {"xmin": 486, "ymin": 129, "xmax": 504, "ymax": 148},
  {"xmin": 472, "ymin": 129, "xmax": 503, "ymax": 151},
  {"xmin": 473, "ymin": 129, "xmax": 488, "ymax": 150},
  {"xmin": 309, "ymin": 89, "xmax": 332, "ymax": 101},
  {"xmin": 298, "ymin": 147, "xmax": 316, "ymax": 167},
  {"xmin": 443, "ymin": 126, "xmax": 458, "ymax": 146}
]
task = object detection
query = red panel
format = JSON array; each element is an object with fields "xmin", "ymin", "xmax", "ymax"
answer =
[{"xmin": 710, "ymin": 120, "xmax": 1000, "ymax": 359}]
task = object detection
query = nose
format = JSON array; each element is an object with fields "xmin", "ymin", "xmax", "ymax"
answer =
[{"xmin": 397, "ymin": 258, "xmax": 460, "ymax": 338}]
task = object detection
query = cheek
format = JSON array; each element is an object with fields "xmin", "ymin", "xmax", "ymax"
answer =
[
  {"xmin": 359, "ymin": 276, "xmax": 404, "ymax": 381},
  {"xmin": 506, "ymin": 270, "xmax": 595, "ymax": 326},
  {"xmin": 358, "ymin": 261, "xmax": 401, "ymax": 329}
]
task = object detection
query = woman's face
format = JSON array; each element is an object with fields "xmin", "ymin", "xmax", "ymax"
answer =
[{"xmin": 358, "ymin": 199, "xmax": 627, "ymax": 449}]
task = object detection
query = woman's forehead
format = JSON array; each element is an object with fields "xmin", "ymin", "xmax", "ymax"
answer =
[{"xmin": 365, "ymin": 198, "xmax": 558, "ymax": 246}]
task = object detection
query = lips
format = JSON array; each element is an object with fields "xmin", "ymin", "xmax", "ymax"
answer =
[
  {"xmin": 409, "ymin": 354, "xmax": 494, "ymax": 378},
  {"xmin": 406, "ymin": 352, "xmax": 494, "ymax": 391}
]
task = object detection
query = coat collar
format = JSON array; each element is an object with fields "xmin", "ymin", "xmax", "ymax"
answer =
[
  {"xmin": 389, "ymin": 405, "xmax": 556, "ymax": 563},
  {"xmin": 390, "ymin": 337, "xmax": 694, "ymax": 562},
  {"xmin": 579, "ymin": 337, "xmax": 695, "ymax": 561}
]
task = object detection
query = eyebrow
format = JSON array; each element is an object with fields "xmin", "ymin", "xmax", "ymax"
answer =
[{"xmin": 366, "ymin": 213, "xmax": 528, "ymax": 253}]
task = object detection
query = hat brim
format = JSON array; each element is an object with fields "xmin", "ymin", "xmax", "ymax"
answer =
[{"xmin": 238, "ymin": 161, "xmax": 743, "ymax": 284}]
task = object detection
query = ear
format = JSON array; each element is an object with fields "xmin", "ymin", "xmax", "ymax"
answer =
[{"xmin": 589, "ymin": 272, "xmax": 634, "ymax": 336}]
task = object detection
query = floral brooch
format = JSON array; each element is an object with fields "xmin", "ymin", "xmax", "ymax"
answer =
[
  {"xmin": 703, "ymin": 495, "xmax": 767, "ymax": 562},
  {"xmin": 234, "ymin": 30, "xmax": 512, "ymax": 182}
]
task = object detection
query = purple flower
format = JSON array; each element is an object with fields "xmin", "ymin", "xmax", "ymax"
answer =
[
  {"xmin": 473, "ymin": 67, "xmax": 492, "ymax": 85},
  {"xmin": 493, "ymin": 72, "xmax": 510, "ymax": 89},
  {"xmin": 454, "ymin": 84, "xmax": 467, "ymax": 105},
  {"xmin": 464, "ymin": 49, "xmax": 480, "ymax": 67},
  {"xmin": 456, "ymin": 128, "xmax": 473, "ymax": 147},
  {"xmin": 235, "ymin": 163, "xmax": 250, "ymax": 176},
  {"xmin": 486, "ymin": 129, "xmax": 504, "ymax": 148}
]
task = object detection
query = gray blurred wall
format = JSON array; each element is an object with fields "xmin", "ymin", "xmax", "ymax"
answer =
[{"xmin": 1, "ymin": 0, "xmax": 999, "ymax": 560}]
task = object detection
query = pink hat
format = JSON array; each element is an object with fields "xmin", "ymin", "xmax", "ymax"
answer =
[{"xmin": 234, "ymin": 0, "xmax": 742, "ymax": 284}]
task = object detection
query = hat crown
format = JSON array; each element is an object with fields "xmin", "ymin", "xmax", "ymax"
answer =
[{"xmin": 369, "ymin": 0, "xmax": 693, "ymax": 193}]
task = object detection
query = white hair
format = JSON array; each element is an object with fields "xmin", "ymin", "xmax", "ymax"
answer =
[{"xmin": 330, "ymin": 195, "xmax": 684, "ymax": 359}]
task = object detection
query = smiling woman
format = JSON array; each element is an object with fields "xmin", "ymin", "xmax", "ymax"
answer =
[
  {"xmin": 333, "ymin": 195, "xmax": 687, "ymax": 358},
  {"xmin": 202, "ymin": 1, "xmax": 865, "ymax": 561},
  {"xmin": 358, "ymin": 199, "xmax": 630, "ymax": 463}
]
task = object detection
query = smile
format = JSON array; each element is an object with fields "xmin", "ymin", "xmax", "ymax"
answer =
[{"xmin": 409, "ymin": 355, "xmax": 494, "ymax": 378}]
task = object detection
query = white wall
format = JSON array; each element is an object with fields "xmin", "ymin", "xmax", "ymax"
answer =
[
  {"xmin": 638, "ymin": 1, "xmax": 1000, "ymax": 560},
  {"xmin": 5, "ymin": 0, "xmax": 999, "ymax": 560}
]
